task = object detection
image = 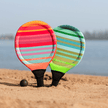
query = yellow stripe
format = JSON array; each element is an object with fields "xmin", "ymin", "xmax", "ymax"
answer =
[
  {"xmin": 18, "ymin": 28, "xmax": 52, "ymax": 32},
  {"xmin": 52, "ymin": 60, "xmax": 74, "ymax": 68},
  {"xmin": 57, "ymin": 48, "xmax": 83, "ymax": 56},
  {"xmin": 57, "ymin": 40, "xmax": 85, "ymax": 48},
  {"xmin": 53, "ymin": 58, "xmax": 75, "ymax": 66},
  {"xmin": 54, "ymin": 55, "xmax": 79, "ymax": 64},
  {"xmin": 56, "ymin": 35, "xmax": 85, "ymax": 44},
  {"xmin": 56, "ymin": 51, "xmax": 81, "ymax": 60},
  {"xmin": 21, "ymin": 59, "xmax": 26, "ymax": 61}
]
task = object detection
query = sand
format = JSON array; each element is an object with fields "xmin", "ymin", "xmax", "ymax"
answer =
[{"xmin": 0, "ymin": 69, "xmax": 108, "ymax": 108}]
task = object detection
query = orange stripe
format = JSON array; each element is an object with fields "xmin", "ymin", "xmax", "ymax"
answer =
[
  {"xmin": 17, "ymin": 28, "xmax": 52, "ymax": 33},
  {"xmin": 26, "ymin": 62, "xmax": 49, "ymax": 70},
  {"xmin": 22, "ymin": 21, "xmax": 48, "ymax": 27}
]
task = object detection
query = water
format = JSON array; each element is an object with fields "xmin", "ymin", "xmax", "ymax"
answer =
[{"xmin": 0, "ymin": 40, "xmax": 108, "ymax": 76}]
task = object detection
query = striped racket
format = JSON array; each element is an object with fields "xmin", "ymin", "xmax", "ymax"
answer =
[
  {"xmin": 49, "ymin": 25, "xmax": 85, "ymax": 86},
  {"xmin": 15, "ymin": 21, "xmax": 57, "ymax": 87}
]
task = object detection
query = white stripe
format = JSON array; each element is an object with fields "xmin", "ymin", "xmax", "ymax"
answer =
[
  {"xmin": 57, "ymin": 44, "xmax": 85, "ymax": 55},
  {"xmin": 17, "ymin": 47, "xmax": 31, "ymax": 64},
  {"xmin": 54, "ymin": 27, "xmax": 84, "ymax": 37},
  {"xmin": 55, "ymin": 32, "xmax": 85, "ymax": 42},
  {"xmin": 57, "ymin": 44, "xmax": 80, "ymax": 53},
  {"xmin": 54, "ymin": 27, "xmax": 77, "ymax": 35}
]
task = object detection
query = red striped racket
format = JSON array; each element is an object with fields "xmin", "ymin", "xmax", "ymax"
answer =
[{"xmin": 15, "ymin": 21, "xmax": 57, "ymax": 87}]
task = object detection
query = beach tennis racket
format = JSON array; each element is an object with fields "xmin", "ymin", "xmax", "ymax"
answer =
[
  {"xmin": 49, "ymin": 25, "xmax": 85, "ymax": 86},
  {"xmin": 15, "ymin": 20, "xmax": 57, "ymax": 87}
]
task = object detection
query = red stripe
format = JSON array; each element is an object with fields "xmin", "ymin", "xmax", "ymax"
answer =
[
  {"xmin": 17, "ymin": 41, "xmax": 56, "ymax": 48},
  {"xmin": 18, "ymin": 40, "xmax": 53, "ymax": 44},
  {"xmin": 18, "ymin": 25, "xmax": 51, "ymax": 30},
  {"xmin": 18, "ymin": 37, "xmax": 52, "ymax": 42},
  {"xmin": 16, "ymin": 34, "xmax": 53, "ymax": 40},
  {"xmin": 16, "ymin": 30, "xmax": 54, "ymax": 36}
]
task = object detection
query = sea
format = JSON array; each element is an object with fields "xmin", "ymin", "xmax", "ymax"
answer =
[{"xmin": 0, "ymin": 40, "xmax": 108, "ymax": 76}]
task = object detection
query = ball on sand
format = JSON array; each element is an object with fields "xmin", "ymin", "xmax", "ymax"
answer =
[{"xmin": 20, "ymin": 79, "xmax": 28, "ymax": 87}]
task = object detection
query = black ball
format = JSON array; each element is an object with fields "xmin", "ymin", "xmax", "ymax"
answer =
[{"xmin": 20, "ymin": 79, "xmax": 28, "ymax": 87}]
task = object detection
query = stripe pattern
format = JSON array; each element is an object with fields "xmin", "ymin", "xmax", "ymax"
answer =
[
  {"xmin": 15, "ymin": 21, "xmax": 57, "ymax": 70},
  {"xmin": 50, "ymin": 25, "xmax": 85, "ymax": 71}
]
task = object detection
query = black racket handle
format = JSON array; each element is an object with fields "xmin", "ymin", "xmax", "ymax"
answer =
[
  {"xmin": 51, "ymin": 70, "xmax": 65, "ymax": 86},
  {"xmin": 32, "ymin": 69, "xmax": 46, "ymax": 87}
]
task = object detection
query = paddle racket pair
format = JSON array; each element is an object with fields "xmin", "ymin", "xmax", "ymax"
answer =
[{"xmin": 15, "ymin": 21, "xmax": 85, "ymax": 87}]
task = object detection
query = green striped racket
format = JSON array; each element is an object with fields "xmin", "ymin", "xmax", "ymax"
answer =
[{"xmin": 49, "ymin": 25, "xmax": 85, "ymax": 86}]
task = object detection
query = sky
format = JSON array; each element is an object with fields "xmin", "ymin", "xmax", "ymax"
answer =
[{"xmin": 0, "ymin": 0, "xmax": 108, "ymax": 35}]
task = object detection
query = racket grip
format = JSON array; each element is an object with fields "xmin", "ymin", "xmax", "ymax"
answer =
[
  {"xmin": 32, "ymin": 69, "xmax": 46, "ymax": 87},
  {"xmin": 51, "ymin": 70, "xmax": 65, "ymax": 86}
]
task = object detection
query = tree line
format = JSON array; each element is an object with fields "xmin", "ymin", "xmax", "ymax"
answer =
[
  {"xmin": 0, "ymin": 30, "xmax": 108, "ymax": 40},
  {"xmin": 0, "ymin": 34, "xmax": 14, "ymax": 40},
  {"xmin": 83, "ymin": 30, "xmax": 108, "ymax": 40}
]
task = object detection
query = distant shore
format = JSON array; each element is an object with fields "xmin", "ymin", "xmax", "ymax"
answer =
[
  {"xmin": 0, "ymin": 69, "xmax": 108, "ymax": 108},
  {"xmin": 0, "ymin": 37, "xmax": 108, "ymax": 40},
  {"xmin": 0, "ymin": 30, "xmax": 108, "ymax": 40}
]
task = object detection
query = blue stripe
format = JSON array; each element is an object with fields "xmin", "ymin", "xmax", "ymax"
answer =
[
  {"xmin": 54, "ymin": 28, "xmax": 84, "ymax": 38},
  {"xmin": 17, "ymin": 49, "xmax": 55, "ymax": 54},
  {"xmin": 57, "ymin": 37, "xmax": 84, "ymax": 47},
  {"xmin": 16, "ymin": 45, "xmax": 56, "ymax": 50},
  {"xmin": 57, "ymin": 42, "xmax": 84, "ymax": 50},
  {"xmin": 55, "ymin": 32, "xmax": 85, "ymax": 42},
  {"xmin": 19, "ymin": 53, "xmax": 54, "ymax": 59},
  {"xmin": 56, "ymin": 50, "xmax": 79, "ymax": 57},
  {"xmin": 57, "ymin": 44, "xmax": 84, "ymax": 54},
  {"xmin": 55, "ymin": 54, "xmax": 80, "ymax": 62},
  {"xmin": 54, "ymin": 27, "xmax": 77, "ymax": 35}
]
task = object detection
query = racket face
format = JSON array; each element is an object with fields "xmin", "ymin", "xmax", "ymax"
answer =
[
  {"xmin": 15, "ymin": 21, "xmax": 57, "ymax": 71},
  {"xmin": 50, "ymin": 25, "xmax": 85, "ymax": 73}
]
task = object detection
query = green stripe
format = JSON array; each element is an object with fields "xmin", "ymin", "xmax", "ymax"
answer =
[
  {"xmin": 56, "ymin": 51, "xmax": 81, "ymax": 60},
  {"xmin": 54, "ymin": 29, "xmax": 84, "ymax": 38},
  {"xmin": 57, "ymin": 40, "xmax": 84, "ymax": 48},
  {"xmin": 56, "ymin": 35, "xmax": 85, "ymax": 45},
  {"xmin": 54, "ymin": 27, "xmax": 77, "ymax": 35},
  {"xmin": 53, "ymin": 58, "xmax": 76, "ymax": 66},
  {"xmin": 57, "ymin": 47, "xmax": 83, "ymax": 56},
  {"xmin": 55, "ymin": 32, "xmax": 85, "ymax": 43},
  {"xmin": 54, "ymin": 26, "xmax": 84, "ymax": 37},
  {"xmin": 57, "ymin": 35, "xmax": 80, "ymax": 43},
  {"xmin": 59, "ymin": 25, "xmax": 80, "ymax": 32},
  {"xmin": 56, "ymin": 54, "xmax": 80, "ymax": 61},
  {"xmin": 49, "ymin": 62, "xmax": 70, "ymax": 73},
  {"xmin": 57, "ymin": 50, "xmax": 80, "ymax": 57},
  {"xmin": 54, "ymin": 55, "xmax": 79, "ymax": 64}
]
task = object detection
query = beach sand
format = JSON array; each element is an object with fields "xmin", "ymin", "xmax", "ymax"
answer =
[{"xmin": 0, "ymin": 69, "xmax": 108, "ymax": 108}]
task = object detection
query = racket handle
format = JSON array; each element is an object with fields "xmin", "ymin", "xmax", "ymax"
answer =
[
  {"xmin": 32, "ymin": 69, "xmax": 46, "ymax": 87},
  {"xmin": 51, "ymin": 70, "xmax": 65, "ymax": 86}
]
